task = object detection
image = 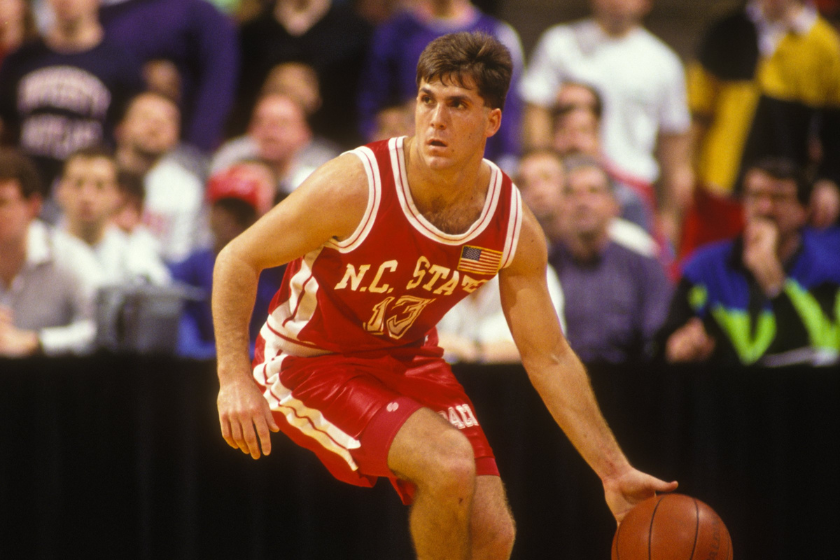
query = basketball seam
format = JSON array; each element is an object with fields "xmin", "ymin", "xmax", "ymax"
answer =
[
  {"xmin": 689, "ymin": 498, "xmax": 699, "ymax": 560},
  {"xmin": 648, "ymin": 495, "xmax": 665, "ymax": 560}
]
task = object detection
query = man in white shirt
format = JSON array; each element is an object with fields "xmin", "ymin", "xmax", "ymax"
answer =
[
  {"xmin": 520, "ymin": 0, "xmax": 693, "ymax": 247},
  {"xmin": 116, "ymin": 91, "xmax": 208, "ymax": 263},
  {"xmin": 0, "ymin": 149, "xmax": 103, "ymax": 357},
  {"xmin": 55, "ymin": 147, "xmax": 170, "ymax": 285}
]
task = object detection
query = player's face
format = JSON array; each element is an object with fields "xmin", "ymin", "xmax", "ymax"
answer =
[
  {"xmin": 561, "ymin": 165, "xmax": 618, "ymax": 238},
  {"xmin": 0, "ymin": 180, "xmax": 40, "ymax": 247},
  {"xmin": 742, "ymin": 169, "xmax": 807, "ymax": 240},
  {"xmin": 58, "ymin": 156, "xmax": 121, "ymax": 229},
  {"xmin": 414, "ymin": 77, "xmax": 501, "ymax": 170}
]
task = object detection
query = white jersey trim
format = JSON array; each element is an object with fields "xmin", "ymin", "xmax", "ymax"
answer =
[
  {"xmin": 255, "ymin": 354, "xmax": 361, "ymax": 472},
  {"xmin": 325, "ymin": 147, "xmax": 381, "ymax": 253},
  {"xmin": 265, "ymin": 248, "xmax": 324, "ymax": 353},
  {"xmin": 391, "ymin": 136, "xmax": 503, "ymax": 246},
  {"xmin": 500, "ymin": 185, "xmax": 523, "ymax": 269}
]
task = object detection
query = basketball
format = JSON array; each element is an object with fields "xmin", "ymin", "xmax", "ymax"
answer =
[{"xmin": 611, "ymin": 493, "xmax": 733, "ymax": 560}]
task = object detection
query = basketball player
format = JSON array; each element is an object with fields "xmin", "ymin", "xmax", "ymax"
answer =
[{"xmin": 212, "ymin": 32, "xmax": 677, "ymax": 560}]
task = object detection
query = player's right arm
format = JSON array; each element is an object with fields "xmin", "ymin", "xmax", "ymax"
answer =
[{"xmin": 212, "ymin": 153, "xmax": 369, "ymax": 460}]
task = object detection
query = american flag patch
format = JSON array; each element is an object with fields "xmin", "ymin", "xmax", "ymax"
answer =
[{"xmin": 457, "ymin": 245, "xmax": 502, "ymax": 275}]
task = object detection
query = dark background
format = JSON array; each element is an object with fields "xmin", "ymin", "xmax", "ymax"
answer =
[{"xmin": 1, "ymin": 355, "xmax": 838, "ymax": 559}]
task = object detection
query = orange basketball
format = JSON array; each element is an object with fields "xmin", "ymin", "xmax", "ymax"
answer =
[{"xmin": 612, "ymin": 493, "xmax": 733, "ymax": 560}]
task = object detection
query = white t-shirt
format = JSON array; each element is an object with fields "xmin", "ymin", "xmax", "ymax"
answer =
[
  {"xmin": 520, "ymin": 19, "xmax": 691, "ymax": 183},
  {"xmin": 142, "ymin": 154, "xmax": 209, "ymax": 263},
  {"xmin": 91, "ymin": 226, "xmax": 171, "ymax": 286}
]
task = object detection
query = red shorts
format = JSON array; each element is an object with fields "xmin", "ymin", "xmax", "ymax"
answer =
[{"xmin": 254, "ymin": 346, "xmax": 498, "ymax": 504}]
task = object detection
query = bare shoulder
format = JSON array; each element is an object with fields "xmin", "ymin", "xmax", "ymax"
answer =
[
  {"xmin": 503, "ymin": 206, "xmax": 549, "ymax": 279},
  {"xmin": 277, "ymin": 152, "xmax": 370, "ymax": 242}
]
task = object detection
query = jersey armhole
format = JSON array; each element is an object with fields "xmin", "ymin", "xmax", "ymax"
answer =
[
  {"xmin": 325, "ymin": 147, "xmax": 381, "ymax": 253},
  {"xmin": 500, "ymin": 186, "xmax": 523, "ymax": 269}
]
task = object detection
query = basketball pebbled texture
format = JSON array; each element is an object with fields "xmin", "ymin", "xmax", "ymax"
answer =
[{"xmin": 612, "ymin": 493, "xmax": 733, "ymax": 560}]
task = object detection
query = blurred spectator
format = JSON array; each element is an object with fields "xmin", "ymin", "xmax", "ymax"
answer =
[
  {"xmin": 358, "ymin": 0, "xmax": 524, "ymax": 171},
  {"xmin": 516, "ymin": 148, "xmax": 658, "ymax": 259},
  {"xmin": 112, "ymin": 167, "xmax": 165, "ymax": 264},
  {"xmin": 436, "ymin": 270, "xmax": 566, "ymax": 365},
  {"xmin": 658, "ymin": 158, "xmax": 840, "ymax": 367},
  {"xmin": 551, "ymin": 82, "xmax": 652, "ymax": 233},
  {"xmin": 232, "ymin": 0, "xmax": 373, "ymax": 149},
  {"xmin": 0, "ymin": 148, "xmax": 102, "ymax": 357},
  {"xmin": 520, "ymin": 0, "xmax": 693, "ymax": 248},
  {"xmin": 547, "ymin": 154, "xmax": 672, "ymax": 364},
  {"xmin": 55, "ymin": 146, "xmax": 169, "ymax": 285},
  {"xmin": 0, "ymin": 0, "xmax": 144, "ymax": 195},
  {"xmin": 98, "ymin": 0, "xmax": 239, "ymax": 153},
  {"xmin": 212, "ymin": 92, "xmax": 336, "ymax": 198},
  {"xmin": 115, "ymin": 91, "xmax": 208, "ymax": 264},
  {"xmin": 0, "ymin": 0, "xmax": 38, "ymax": 66},
  {"xmin": 370, "ymin": 99, "xmax": 415, "ymax": 142},
  {"xmin": 687, "ymin": 0, "xmax": 840, "ymax": 230},
  {"xmin": 169, "ymin": 163, "xmax": 285, "ymax": 359}
]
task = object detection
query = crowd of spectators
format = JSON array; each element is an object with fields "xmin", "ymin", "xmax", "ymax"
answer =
[{"xmin": 1, "ymin": 0, "xmax": 838, "ymax": 367}]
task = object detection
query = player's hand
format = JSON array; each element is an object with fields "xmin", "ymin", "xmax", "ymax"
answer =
[
  {"xmin": 217, "ymin": 378, "xmax": 280, "ymax": 459},
  {"xmin": 603, "ymin": 468, "xmax": 678, "ymax": 525}
]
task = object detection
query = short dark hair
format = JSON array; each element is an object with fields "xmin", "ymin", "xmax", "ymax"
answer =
[
  {"xmin": 214, "ymin": 198, "xmax": 258, "ymax": 230},
  {"xmin": 416, "ymin": 31, "xmax": 513, "ymax": 110},
  {"xmin": 62, "ymin": 145, "xmax": 117, "ymax": 178},
  {"xmin": 553, "ymin": 81, "xmax": 604, "ymax": 120},
  {"xmin": 744, "ymin": 157, "xmax": 812, "ymax": 205},
  {"xmin": 562, "ymin": 154, "xmax": 615, "ymax": 193},
  {"xmin": 0, "ymin": 148, "xmax": 43, "ymax": 198}
]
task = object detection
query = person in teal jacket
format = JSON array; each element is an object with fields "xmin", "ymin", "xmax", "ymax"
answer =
[{"xmin": 658, "ymin": 157, "xmax": 840, "ymax": 367}]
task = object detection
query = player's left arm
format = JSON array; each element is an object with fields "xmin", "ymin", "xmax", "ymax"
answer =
[{"xmin": 498, "ymin": 208, "xmax": 678, "ymax": 522}]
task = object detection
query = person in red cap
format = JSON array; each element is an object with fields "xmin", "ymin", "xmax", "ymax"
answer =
[{"xmin": 169, "ymin": 162, "xmax": 284, "ymax": 358}]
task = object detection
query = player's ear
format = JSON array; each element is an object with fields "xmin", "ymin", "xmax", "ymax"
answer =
[{"xmin": 485, "ymin": 107, "xmax": 502, "ymax": 138}]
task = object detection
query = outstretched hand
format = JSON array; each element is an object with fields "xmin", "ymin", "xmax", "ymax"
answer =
[
  {"xmin": 217, "ymin": 378, "xmax": 280, "ymax": 459},
  {"xmin": 603, "ymin": 468, "xmax": 679, "ymax": 524}
]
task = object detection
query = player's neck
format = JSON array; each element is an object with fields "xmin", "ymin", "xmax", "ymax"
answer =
[{"xmin": 404, "ymin": 137, "xmax": 490, "ymax": 234}]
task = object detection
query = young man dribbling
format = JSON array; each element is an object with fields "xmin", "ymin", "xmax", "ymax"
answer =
[{"xmin": 213, "ymin": 32, "xmax": 676, "ymax": 560}]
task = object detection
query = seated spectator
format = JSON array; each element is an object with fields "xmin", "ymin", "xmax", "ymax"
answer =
[
  {"xmin": 658, "ymin": 158, "xmax": 840, "ymax": 367},
  {"xmin": 0, "ymin": 0, "xmax": 144, "ymax": 193},
  {"xmin": 169, "ymin": 163, "xmax": 285, "ymax": 358},
  {"xmin": 688, "ymin": 0, "xmax": 840, "ymax": 227},
  {"xmin": 55, "ymin": 147, "xmax": 170, "ymax": 285},
  {"xmin": 436, "ymin": 269, "xmax": 566, "ymax": 365},
  {"xmin": 211, "ymin": 92, "xmax": 336, "ymax": 198},
  {"xmin": 369, "ymin": 99, "xmax": 415, "ymax": 142},
  {"xmin": 0, "ymin": 149, "xmax": 102, "ymax": 357},
  {"xmin": 551, "ymin": 82, "xmax": 652, "ymax": 234},
  {"xmin": 547, "ymin": 154, "xmax": 673, "ymax": 364},
  {"xmin": 115, "ymin": 91, "xmax": 209, "ymax": 263},
  {"xmin": 516, "ymin": 148, "xmax": 659, "ymax": 258},
  {"xmin": 358, "ymin": 0, "xmax": 525, "ymax": 171}
]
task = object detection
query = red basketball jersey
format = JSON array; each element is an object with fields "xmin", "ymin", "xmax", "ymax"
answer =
[{"xmin": 254, "ymin": 136, "xmax": 523, "ymax": 368}]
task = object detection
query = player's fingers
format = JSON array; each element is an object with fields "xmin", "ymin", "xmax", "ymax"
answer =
[
  {"xmin": 229, "ymin": 417, "xmax": 251, "ymax": 455},
  {"xmin": 253, "ymin": 416, "xmax": 273, "ymax": 458},
  {"xmin": 219, "ymin": 416, "xmax": 237, "ymax": 449},
  {"xmin": 241, "ymin": 418, "xmax": 262, "ymax": 459}
]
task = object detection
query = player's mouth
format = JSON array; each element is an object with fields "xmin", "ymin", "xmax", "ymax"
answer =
[{"xmin": 427, "ymin": 138, "xmax": 448, "ymax": 148}]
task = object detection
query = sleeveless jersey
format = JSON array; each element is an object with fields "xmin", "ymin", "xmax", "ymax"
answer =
[{"xmin": 254, "ymin": 136, "xmax": 523, "ymax": 369}]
